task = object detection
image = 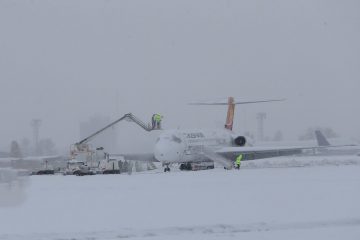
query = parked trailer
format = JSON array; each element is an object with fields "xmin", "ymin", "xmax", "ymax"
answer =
[
  {"xmin": 100, "ymin": 158, "xmax": 122, "ymax": 174},
  {"xmin": 63, "ymin": 160, "xmax": 96, "ymax": 176}
]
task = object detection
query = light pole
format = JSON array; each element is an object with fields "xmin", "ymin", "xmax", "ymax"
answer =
[{"xmin": 31, "ymin": 119, "xmax": 41, "ymax": 155}]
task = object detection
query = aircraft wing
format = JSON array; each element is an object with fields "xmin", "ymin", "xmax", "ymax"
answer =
[
  {"xmin": 214, "ymin": 146, "xmax": 316, "ymax": 162},
  {"xmin": 110, "ymin": 153, "xmax": 159, "ymax": 162},
  {"xmin": 200, "ymin": 145, "xmax": 311, "ymax": 169},
  {"xmin": 202, "ymin": 147, "xmax": 234, "ymax": 169},
  {"xmin": 214, "ymin": 144, "xmax": 358, "ymax": 161}
]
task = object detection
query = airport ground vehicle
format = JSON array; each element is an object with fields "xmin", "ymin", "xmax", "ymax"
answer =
[
  {"xmin": 34, "ymin": 169, "xmax": 54, "ymax": 175},
  {"xmin": 179, "ymin": 161, "xmax": 214, "ymax": 171},
  {"xmin": 73, "ymin": 166, "xmax": 96, "ymax": 176},
  {"xmin": 68, "ymin": 113, "xmax": 158, "ymax": 175},
  {"xmin": 99, "ymin": 158, "xmax": 123, "ymax": 174},
  {"xmin": 63, "ymin": 160, "xmax": 96, "ymax": 175}
]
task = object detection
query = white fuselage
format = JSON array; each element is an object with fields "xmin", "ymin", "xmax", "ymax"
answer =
[{"xmin": 154, "ymin": 129, "xmax": 235, "ymax": 164}]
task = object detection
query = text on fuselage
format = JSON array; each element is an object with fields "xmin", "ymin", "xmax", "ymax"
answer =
[{"xmin": 185, "ymin": 133, "xmax": 205, "ymax": 139}]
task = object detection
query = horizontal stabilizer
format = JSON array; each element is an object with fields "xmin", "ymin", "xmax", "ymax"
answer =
[{"xmin": 189, "ymin": 98, "xmax": 285, "ymax": 105}]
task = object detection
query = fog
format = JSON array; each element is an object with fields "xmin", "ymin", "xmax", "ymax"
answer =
[{"xmin": 0, "ymin": 0, "xmax": 359, "ymax": 154}]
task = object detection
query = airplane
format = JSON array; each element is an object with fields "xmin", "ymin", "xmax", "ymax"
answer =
[
  {"xmin": 314, "ymin": 130, "xmax": 360, "ymax": 156},
  {"xmin": 114, "ymin": 97, "xmax": 342, "ymax": 172}
]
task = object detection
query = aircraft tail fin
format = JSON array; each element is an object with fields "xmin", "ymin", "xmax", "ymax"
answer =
[
  {"xmin": 189, "ymin": 97, "xmax": 285, "ymax": 131},
  {"xmin": 225, "ymin": 97, "xmax": 235, "ymax": 130},
  {"xmin": 315, "ymin": 130, "xmax": 331, "ymax": 146}
]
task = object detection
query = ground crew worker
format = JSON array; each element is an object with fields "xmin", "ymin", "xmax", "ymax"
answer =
[
  {"xmin": 151, "ymin": 114, "xmax": 156, "ymax": 129},
  {"xmin": 154, "ymin": 114, "xmax": 163, "ymax": 129},
  {"xmin": 235, "ymin": 154, "xmax": 243, "ymax": 170}
]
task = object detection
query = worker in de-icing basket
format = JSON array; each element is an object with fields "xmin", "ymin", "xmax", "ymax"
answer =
[
  {"xmin": 235, "ymin": 154, "xmax": 243, "ymax": 170},
  {"xmin": 151, "ymin": 114, "xmax": 156, "ymax": 129},
  {"xmin": 154, "ymin": 114, "xmax": 163, "ymax": 129}
]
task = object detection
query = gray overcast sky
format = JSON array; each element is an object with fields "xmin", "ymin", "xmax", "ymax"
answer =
[{"xmin": 0, "ymin": 0, "xmax": 359, "ymax": 153}]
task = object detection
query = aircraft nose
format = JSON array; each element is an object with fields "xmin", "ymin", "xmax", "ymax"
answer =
[
  {"xmin": 154, "ymin": 141, "xmax": 182, "ymax": 163},
  {"xmin": 154, "ymin": 144, "xmax": 165, "ymax": 162}
]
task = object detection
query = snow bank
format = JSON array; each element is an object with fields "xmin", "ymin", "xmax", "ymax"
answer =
[
  {"xmin": 242, "ymin": 155, "xmax": 360, "ymax": 169},
  {"xmin": 0, "ymin": 156, "xmax": 359, "ymax": 239}
]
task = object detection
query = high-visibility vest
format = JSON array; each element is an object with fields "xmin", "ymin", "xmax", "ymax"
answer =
[
  {"xmin": 236, "ymin": 154, "xmax": 243, "ymax": 164},
  {"xmin": 155, "ymin": 114, "xmax": 162, "ymax": 121}
]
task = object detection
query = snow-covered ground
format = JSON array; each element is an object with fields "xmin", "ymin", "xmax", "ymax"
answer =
[{"xmin": 1, "ymin": 155, "xmax": 360, "ymax": 239}]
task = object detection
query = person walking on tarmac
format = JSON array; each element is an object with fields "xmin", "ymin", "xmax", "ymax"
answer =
[{"xmin": 235, "ymin": 154, "xmax": 243, "ymax": 170}]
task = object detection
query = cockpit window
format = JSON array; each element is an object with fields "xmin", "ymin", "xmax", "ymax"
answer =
[{"xmin": 171, "ymin": 135, "xmax": 182, "ymax": 143}]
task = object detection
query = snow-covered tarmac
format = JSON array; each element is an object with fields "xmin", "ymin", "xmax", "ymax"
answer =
[{"xmin": 0, "ymin": 155, "xmax": 360, "ymax": 239}]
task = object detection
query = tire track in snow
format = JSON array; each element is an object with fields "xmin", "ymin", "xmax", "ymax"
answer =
[{"xmin": 2, "ymin": 218, "xmax": 360, "ymax": 240}]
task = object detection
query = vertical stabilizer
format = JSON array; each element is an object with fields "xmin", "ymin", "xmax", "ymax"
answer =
[
  {"xmin": 225, "ymin": 97, "xmax": 235, "ymax": 130},
  {"xmin": 315, "ymin": 130, "xmax": 331, "ymax": 146}
]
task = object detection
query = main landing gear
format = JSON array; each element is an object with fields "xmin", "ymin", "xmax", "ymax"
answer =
[{"xmin": 163, "ymin": 163, "xmax": 171, "ymax": 172}]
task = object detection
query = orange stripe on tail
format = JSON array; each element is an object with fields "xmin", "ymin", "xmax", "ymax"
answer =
[{"xmin": 225, "ymin": 97, "xmax": 235, "ymax": 131}]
